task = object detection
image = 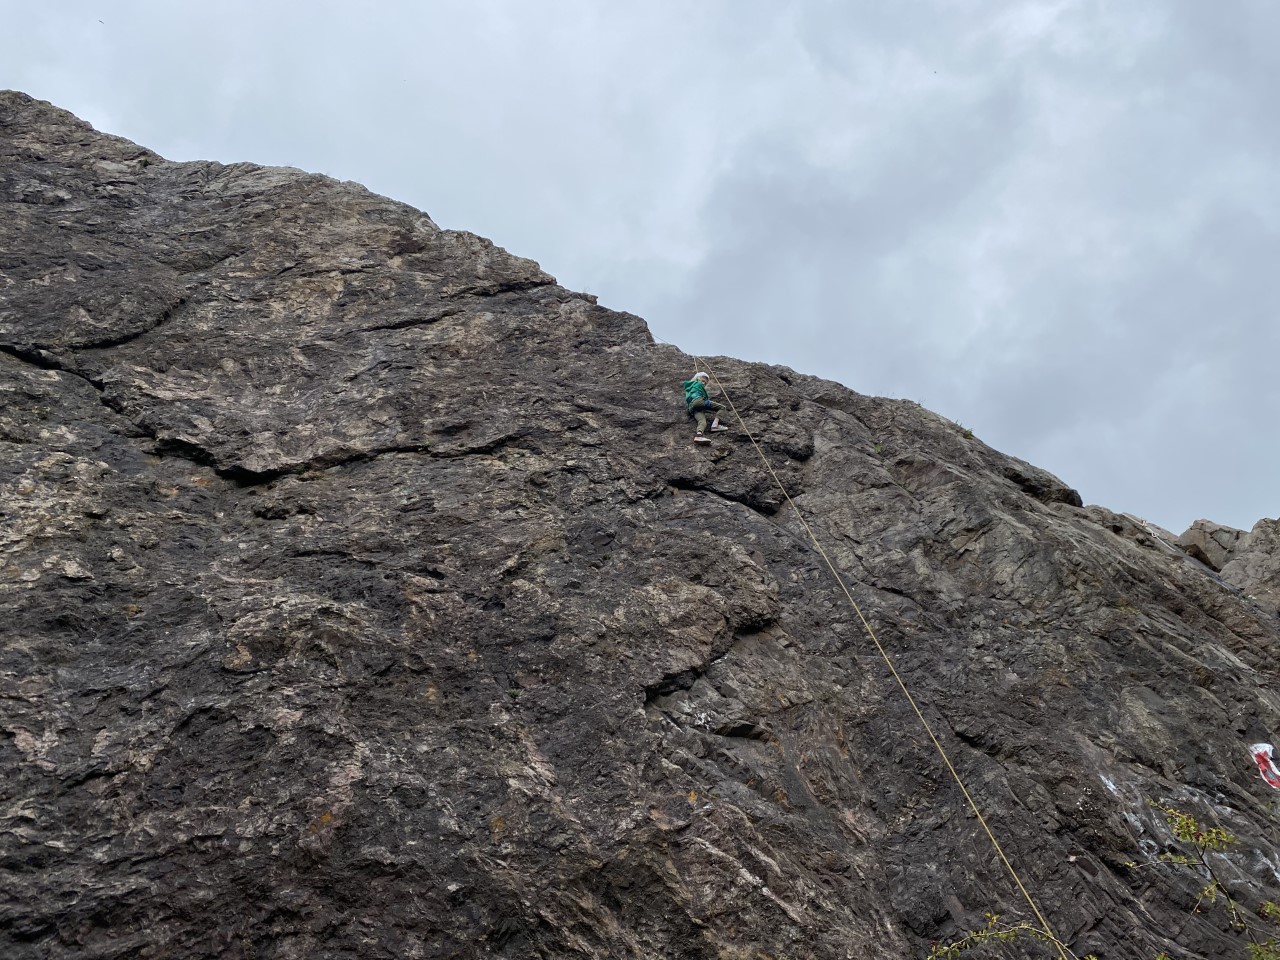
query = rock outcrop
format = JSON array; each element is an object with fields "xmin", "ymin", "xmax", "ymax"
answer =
[
  {"xmin": 1175, "ymin": 518, "xmax": 1280, "ymax": 613},
  {"xmin": 1220, "ymin": 519, "xmax": 1280, "ymax": 612},
  {"xmin": 1177, "ymin": 519, "xmax": 1248, "ymax": 572},
  {"xmin": 4, "ymin": 91, "xmax": 1280, "ymax": 960}
]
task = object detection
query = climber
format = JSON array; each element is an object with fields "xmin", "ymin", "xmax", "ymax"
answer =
[{"xmin": 682, "ymin": 371, "xmax": 729, "ymax": 444}]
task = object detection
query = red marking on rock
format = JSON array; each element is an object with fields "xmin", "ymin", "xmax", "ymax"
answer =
[{"xmin": 1250, "ymin": 743, "xmax": 1280, "ymax": 788}]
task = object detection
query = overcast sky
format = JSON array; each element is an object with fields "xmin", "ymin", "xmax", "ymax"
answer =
[{"xmin": 3, "ymin": 1, "xmax": 1276, "ymax": 534}]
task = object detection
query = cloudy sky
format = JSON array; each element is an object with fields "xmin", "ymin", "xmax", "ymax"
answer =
[{"xmin": 3, "ymin": 1, "xmax": 1276, "ymax": 534}]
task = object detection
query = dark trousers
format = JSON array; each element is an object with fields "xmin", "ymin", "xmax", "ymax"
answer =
[{"xmin": 688, "ymin": 398, "xmax": 725, "ymax": 433}]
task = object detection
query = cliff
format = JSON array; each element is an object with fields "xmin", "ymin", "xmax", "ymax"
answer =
[{"xmin": 3, "ymin": 91, "xmax": 1280, "ymax": 959}]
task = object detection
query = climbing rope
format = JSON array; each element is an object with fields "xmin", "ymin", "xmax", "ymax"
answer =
[{"xmin": 686, "ymin": 353, "xmax": 1072, "ymax": 960}]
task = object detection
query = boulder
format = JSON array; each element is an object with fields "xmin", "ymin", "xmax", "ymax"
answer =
[
  {"xmin": 1177, "ymin": 518, "xmax": 1248, "ymax": 571},
  {"xmin": 1221, "ymin": 518, "xmax": 1280, "ymax": 611}
]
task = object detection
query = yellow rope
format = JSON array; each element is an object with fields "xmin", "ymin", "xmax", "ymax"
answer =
[{"xmin": 690, "ymin": 356, "xmax": 1071, "ymax": 960}]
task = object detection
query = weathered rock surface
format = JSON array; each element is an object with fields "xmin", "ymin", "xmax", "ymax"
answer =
[
  {"xmin": 4, "ymin": 91, "xmax": 1280, "ymax": 959},
  {"xmin": 1177, "ymin": 519, "xmax": 1248, "ymax": 572},
  {"xmin": 1220, "ymin": 519, "xmax": 1280, "ymax": 612},
  {"xmin": 1173, "ymin": 519, "xmax": 1280, "ymax": 613}
]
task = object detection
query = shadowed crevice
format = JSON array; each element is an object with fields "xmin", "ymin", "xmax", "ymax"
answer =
[
  {"xmin": 75, "ymin": 296, "xmax": 190, "ymax": 352},
  {"xmin": 0, "ymin": 341, "xmax": 85, "ymax": 379}
]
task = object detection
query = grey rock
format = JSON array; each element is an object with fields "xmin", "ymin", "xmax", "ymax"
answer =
[
  {"xmin": 1177, "ymin": 518, "xmax": 1248, "ymax": 571},
  {"xmin": 4, "ymin": 89, "xmax": 1280, "ymax": 959},
  {"xmin": 1220, "ymin": 518, "xmax": 1280, "ymax": 611}
]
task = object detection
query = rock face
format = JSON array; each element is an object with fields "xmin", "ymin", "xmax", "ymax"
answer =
[
  {"xmin": 1177, "ymin": 519, "xmax": 1248, "ymax": 572},
  {"xmin": 1220, "ymin": 519, "xmax": 1280, "ymax": 612},
  {"xmin": 1175, "ymin": 518, "xmax": 1280, "ymax": 613},
  {"xmin": 4, "ymin": 91, "xmax": 1280, "ymax": 960}
]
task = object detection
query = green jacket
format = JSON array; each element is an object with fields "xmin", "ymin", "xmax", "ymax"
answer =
[{"xmin": 682, "ymin": 378, "xmax": 709, "ymax": 408}]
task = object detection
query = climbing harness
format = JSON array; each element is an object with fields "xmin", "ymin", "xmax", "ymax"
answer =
[{"xmin": 685, "ymin": 352, "xmax": 1073, "ymax": 960}]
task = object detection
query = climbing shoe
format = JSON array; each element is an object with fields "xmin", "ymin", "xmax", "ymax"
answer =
[
  {"xmin": 694, "ymin": 434, "xmax": 711, "ymax": 444},
  {"xmin": 710, "ymin": 424, "xmax": 729, "ymax": 432}
]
